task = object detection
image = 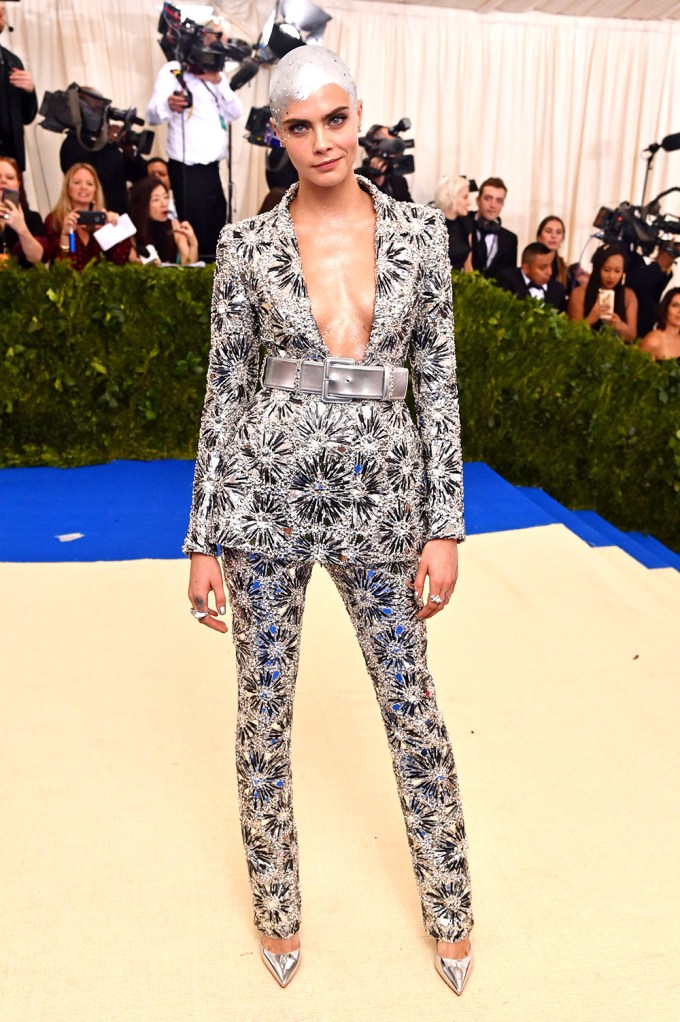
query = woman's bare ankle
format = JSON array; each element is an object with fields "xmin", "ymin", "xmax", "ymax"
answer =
[
  {"xmin": 261, "ymin": 933, "xmax": 300, "ymax": 954},
  {"xmin": 437, "ymin": 937, "xmax": 471, "ymax": 959}
]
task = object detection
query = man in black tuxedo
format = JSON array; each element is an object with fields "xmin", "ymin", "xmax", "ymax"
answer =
[
  {"xmin": 496, "ymin": 242, "xmax": 567, "ymax": 312},
  {"xmin": 469, "ymin": 176, "xmax": 517, "ymax": 279},
  {"xmin": 0, "ymin": 2, "xmax": 37, "ymax": 171}
]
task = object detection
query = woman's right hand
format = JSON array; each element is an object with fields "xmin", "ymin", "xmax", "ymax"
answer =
[
  {"xmin": 188, "ymin": 553, "xmax": 228, "ymax": 634},
  {"xmin": 0, "ymin": 197, "xmax": 26, "ymax": 232},
  {"xmin": 61, "ymin": 208, "xmax": 80, "ymax": 234}
]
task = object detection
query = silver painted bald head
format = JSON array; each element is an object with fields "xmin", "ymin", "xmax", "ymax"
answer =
[{"xmin": 269, "ymin": 46, "xmax": 358, "ymax": 127}]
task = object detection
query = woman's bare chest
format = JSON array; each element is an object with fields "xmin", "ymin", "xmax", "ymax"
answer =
[{"xmin": 296, "ymin": 219, "xmax": 376, "ymax": 362}]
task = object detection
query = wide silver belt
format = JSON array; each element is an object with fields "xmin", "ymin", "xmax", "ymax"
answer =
[{"xmin": 261, "ymin": 355, "xmax": 408, "ymax": 403}]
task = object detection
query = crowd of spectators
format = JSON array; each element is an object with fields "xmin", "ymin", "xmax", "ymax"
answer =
[
  {"xmin": 0, "ymin": 3, "xmax": 677, "ymax": 359},
  {"xmin": 433, "ymin": 174, "xmax": 678, "ymax": 357}
]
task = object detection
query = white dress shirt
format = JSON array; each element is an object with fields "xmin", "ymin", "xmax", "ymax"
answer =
[
  {"xmin": 146, "ymin": 61, "xmax": 242, "ymax": 165},
  {"xmin": 521, "ymin": 270, "xmax": 546, "ymax": 303}
]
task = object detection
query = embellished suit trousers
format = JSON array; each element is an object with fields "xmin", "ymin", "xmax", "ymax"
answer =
[{"xmin": 222, "ymin": 550, "xmax": 473, "ymax": 942}]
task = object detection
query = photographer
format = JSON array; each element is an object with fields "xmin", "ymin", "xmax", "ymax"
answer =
[
  {"xmin": 44, "ymin": 163, "xmax": 131, "ymax": 269},
  {"xmin": 60, "ymin": 104, "xmax": 148, "ymax": 215},
  {"xmin": 626, "ymin": 247, "xmax": 676, "ymax": 339},
  {"xmin": 146, "ymin": 19, "xmax": 241, "ymax": 260},
  {"xmin": 0, "ymin": 1, "xmax": 37, "ymax": 172},
  {"xmin": 358, "ymin": 124, "xmax": 412, "ymax": 202}
]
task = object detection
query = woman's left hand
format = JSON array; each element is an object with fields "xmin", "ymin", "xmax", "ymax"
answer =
[
  {"xmin": 413, "ymin": 538, "xmax": 459, "ymax": 620},
  {"xmin": 105, "ymin": 210, "xmax": 119, "ymax": 226}
]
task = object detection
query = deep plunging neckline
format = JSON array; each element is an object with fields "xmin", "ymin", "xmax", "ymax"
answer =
[{"xmin": 284, "ymin": 180, "xmax": 379, "ymax": 365}]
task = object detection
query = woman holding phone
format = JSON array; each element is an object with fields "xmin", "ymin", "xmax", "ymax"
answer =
[
  {"xmin": 184, "ymin": 47, "xmax": 473, "ymax": 995},
  {"xmin": 44, "ymin": 163, "xmax": 131, "ymax": 269},
  {"xmin": 567, "ymin": 242, "xmax": 638, "ymax": 341},
  {"xmin": 0, "ymin": 157, "xmax": 45, "ymax": 266}
]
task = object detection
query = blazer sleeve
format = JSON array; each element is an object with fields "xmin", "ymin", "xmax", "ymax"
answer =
[
  {"xmin": 409, "ymin": 209, "xmax": 465, "ymax": 543},
  {"xmin": 183, "ymin": 228, "xmax": 260, "ymax": 556}
]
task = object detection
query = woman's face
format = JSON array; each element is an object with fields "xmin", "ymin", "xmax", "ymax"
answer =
[
  {"xmin": 599, "ymin": 254, "xmax": 625, "ymax": 289},
  {"xmin": 68, "ymin": 169, "xmax": 96, "ymax": 209},
  {"xmin": 538, "ymin": 218, "xmax": 565, "ymax": 250},
  {"xmin": 665, "ymin": 293, "xmax": 680, "ymax": 329},
  {"xmin": 148, "ymin": 184, "xmax": 169, "ymax": 222},
  {"xmin": 0, "ymin": 160, "xmax": 20, "ymax": 191},
  {"xmin": 274, "ymin": 83, "xmax": 361, "ymax": 188},
  {"xmin": 454, "ymin": 185, "xmax": 469, "ymax": 218}
]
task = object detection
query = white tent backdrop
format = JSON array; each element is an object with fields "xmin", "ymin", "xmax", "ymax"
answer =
[{"xmin": 4, "ymin": 0, "xmax": 680, "ymax": 267}]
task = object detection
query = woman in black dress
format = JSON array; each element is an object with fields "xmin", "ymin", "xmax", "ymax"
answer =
[{"xmin": 0, "ymin": 157, "xmax": 45, "ymax": 266}]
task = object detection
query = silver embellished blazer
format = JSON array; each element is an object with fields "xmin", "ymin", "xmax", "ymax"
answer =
[{"xmin": 183, "ymin": 178, "xmax": 465, "ymax": 566}]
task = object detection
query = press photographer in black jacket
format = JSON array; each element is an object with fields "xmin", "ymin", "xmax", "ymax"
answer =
[{"xmin": 0, "ymin": 2, "xmax": 37, "ymax": 172}]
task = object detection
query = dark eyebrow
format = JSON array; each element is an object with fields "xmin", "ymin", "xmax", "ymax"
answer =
[{"xmin": 282, "ymin": 106, "xmax": 350, "ymax": 127}]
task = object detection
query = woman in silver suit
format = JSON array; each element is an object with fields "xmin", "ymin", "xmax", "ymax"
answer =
[{"xmin": 184, "ymin": 46, "xmax": 473, "ymax": 994}]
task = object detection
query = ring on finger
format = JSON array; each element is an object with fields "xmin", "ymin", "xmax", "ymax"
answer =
[
  {"xmin": 190, "ymin": 607, "xmax": 208, "ymax": 619},
  {"xmin": 429, "ymin": 594, "xmax": 443, "ymax": 605}
]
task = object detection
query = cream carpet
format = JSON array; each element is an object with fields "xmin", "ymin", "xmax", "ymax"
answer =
[{"xmin": 1, "ymin": 523, "xmax": 678, "ymax": 1022}]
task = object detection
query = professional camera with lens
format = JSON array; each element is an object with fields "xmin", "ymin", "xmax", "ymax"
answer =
[
  {"xmin": 593, "ymin": 193, "xmax": 680, "ymax": 258},
  {"xmin": 358, "ymin": 119, "xmax": 415, "ymax": 178},
  {"xmin": 39, "ymin": 84, "xmax": 154, "ymax": 156},
  {"xmin": 157, "ymin": 2, "xmax": 251, "ymax": 76}
]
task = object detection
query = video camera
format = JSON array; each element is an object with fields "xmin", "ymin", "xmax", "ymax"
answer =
[
  {"xmin": 359, "ymin": 119, "xmax": 415, "ymax": 178},
  {"xmin": 157, "ymin": 2, "xmax": 251, "ymax": 76},
  {"xmin": 244, "ymin": 106, "xmax": 281, "ymax": 148},
  {"xmin": 593, "ymin": 190, "xmax": 680, "ymax": 258},
  {"xmin": 39, "ymin": 84, "xmax": 154, "ymax": 156}
]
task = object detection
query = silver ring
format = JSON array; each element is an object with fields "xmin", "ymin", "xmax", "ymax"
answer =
[
  {"xmin": 2, "ymin": 213, "xmax": 8, "ymax": 221},
  {"xmin": 429, "ymin": 594, "xmax": 443, "ymax": 605},
  {"xmin": 190, "ymin": 608, "xmax": 208, "ymax": 619}
]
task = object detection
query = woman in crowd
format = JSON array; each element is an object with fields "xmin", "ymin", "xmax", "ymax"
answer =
[
  {"xmin": 536, "ymin": 215, "xmax": 569, "ymax": 289},
  {"xmin": 567, "ymin": 241, "xmax": 638, "ymax": 341},
  {"xmin": 433, "ymin": 174, "xmax": 471, "ymax": 269},
  {"xmin": 639, "ymin": 288, "xmax": 680, "ymax": 361},
  {"xmin": 0, "ymin": 157, "xmax": 45, "ymax": 266},
  {"xmin": 185, "ymin": 46, "xmax": 473, "ymax": 995},
  {"xmin": 127, "ymin": 175, "xmax": 198, "ymax": 265},
  {"xmin": 44, "ymin": 163, "xmax": 131, "ymax": 269}
]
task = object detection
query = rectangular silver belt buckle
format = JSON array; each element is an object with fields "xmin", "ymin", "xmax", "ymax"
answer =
[{"xmin": 321, "ymin": 356, "xmax": 356, "ymax": 403}]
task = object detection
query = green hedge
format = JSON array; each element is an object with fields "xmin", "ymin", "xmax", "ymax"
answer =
[
  {"xmin": 451, "ymin": 272, "xmax": 680, "ymax": 552},
  {"xmin": 1, "ymin": 262, "xmax": 679, "ymax": 551},
  {"xmin": 0, "ymin": 261, "xmax": 213, "ymax": 464}
]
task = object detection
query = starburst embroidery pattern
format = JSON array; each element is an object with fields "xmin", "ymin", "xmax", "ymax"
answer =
[{"xmin": 184, "ymin": 178, "xmax": 464, "ymax": 563}]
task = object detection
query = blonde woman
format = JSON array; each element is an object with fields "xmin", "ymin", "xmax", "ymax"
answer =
[
  {"xmin": 433, "ymin": 174, "xmax": 471, "ymax": 269},
  {"xmin": 44, "ymin": 163, "xmax": 131, "ymax": 269}
]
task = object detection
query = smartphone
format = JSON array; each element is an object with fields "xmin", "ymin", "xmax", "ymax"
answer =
[
  {"xmin": 598, "ymin": 288, "xmax": 615, "ymax": 320},
  {"xmin": 1, "ymin": 188, "xmax": 20, "ymax": 206},
  {"xmin": 77, "ymin": 210, "xmax": 107, "ymax": 226}
]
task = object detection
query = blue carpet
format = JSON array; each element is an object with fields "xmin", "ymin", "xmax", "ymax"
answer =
[
  {"xmin": 0, "ymin": 459, "xmax": 676, "ymax": 569},
  {"xmin": 0, "ymin": 459, "xmax": 554, "ymax": 563},
  {"xmin": 0, "ymin": 460, "xmax": 195, "ymax": 562}
]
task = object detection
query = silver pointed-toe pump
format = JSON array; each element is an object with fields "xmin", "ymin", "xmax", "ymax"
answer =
[
  {"xmin": 261, "ymin": 944, "xmax": 301, "ymax": 988},
  {"xmin": 434, "ymin": 947, "xmax": 472, "ymax": 995}
]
